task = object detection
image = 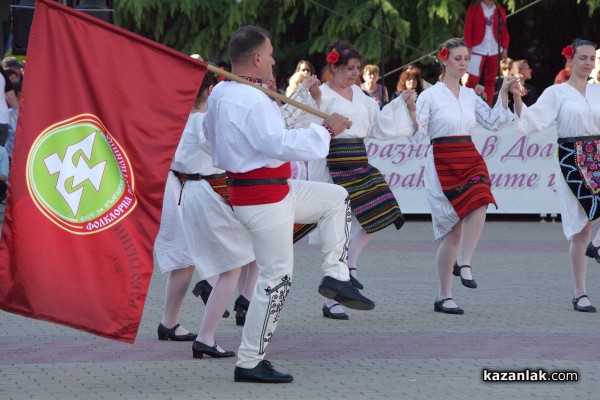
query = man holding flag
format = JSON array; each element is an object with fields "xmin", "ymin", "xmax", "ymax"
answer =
[{"xmin": 204, "ymin": 25, "xmax": 376, "ymax": 384}]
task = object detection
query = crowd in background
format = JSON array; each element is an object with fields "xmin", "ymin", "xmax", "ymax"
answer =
[{"xmin": 0, "ymin": 56, "xmax": 22, "ymax": 204}]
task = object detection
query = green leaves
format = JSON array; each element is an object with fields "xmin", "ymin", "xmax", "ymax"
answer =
[{"xmin": 114, "ymin": 0, "xmax": 600, "ymax": 73}]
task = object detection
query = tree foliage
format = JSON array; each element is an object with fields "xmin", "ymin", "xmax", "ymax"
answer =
[{"xmin": 115, "ymin": 0, "xmax": 600, "ymax": 87}]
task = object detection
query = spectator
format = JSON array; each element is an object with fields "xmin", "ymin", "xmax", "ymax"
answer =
[
  {"xmin": 501, "ymin": 57, "xmax": 513, "ymax": 77},
  {"xmin": 320, "ymin": 64, "xmax": 333, "ymax": 84},
  {"xmin": 285, "ymin": 71, "xmax": 306, "ymax": 97},
  {"xmin": 294, "ymin": 60, "xmax": 315, "ymax": 78},
  {"xmin": 554, "ymin": 61, "xmax": 571, "ymax": 84},
  {"xmin": 464, "ymin": 0, "xmax": 510, "ymax": 106},
  {"xmin": 391, "ymin": 65, "xmax": 426, "ymax": 100},
  {"xmin": 1, "ymin": 67, "xmax": 19, "ymax": 147},
  {"xmin": 1, "ymin": 57, "xmax": 24, "ymax": 78},
  {"xmin": 0, "ymin": 145, "xmax": 8, "ymax": 203},
  {"xmin": 510, "ymin": 59, "xmax": 538, "ymax": 106},
  {"xmin": 360, "ymin": 64, "xmax": 388, "ymax": 107}
]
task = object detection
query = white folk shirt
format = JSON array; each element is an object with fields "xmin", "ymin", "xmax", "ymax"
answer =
[
  {"xmin": 286, "ymin": 84, "xmax": 414, "ymax": 183},
  {"xmin": 517, "ymin": 83, "xmax": 600, "ymax": 139},
  {"xmin": 204, "ymin": 80, "xmax": 331, "ymax": 173},
  {"xmin": 171, "ymin": 112, "xmax": 222, "ymax": 175},
  {"xmin": 414, "ymin": 81, "xmax": 512, "ymax": 239},
  {"xmin": 517, "ymin": 83, "xmax": 600, "ymax": 239},
  {"xmin": 414, "ymin": 82, "xmax": 512, "ymax": 143},
  {"xmin": 471, "ymin": 2, "xmax": 500, "ymax": 56}
]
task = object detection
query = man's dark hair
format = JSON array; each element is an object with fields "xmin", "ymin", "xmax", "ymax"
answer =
[{"xmin": 228, "ymin": 26, "xmax": 271, "ymax": 64}]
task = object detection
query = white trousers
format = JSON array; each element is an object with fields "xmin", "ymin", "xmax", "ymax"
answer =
[{"xmin": 233, "ymin": 179, "xmax": 351, "ymax": 368}]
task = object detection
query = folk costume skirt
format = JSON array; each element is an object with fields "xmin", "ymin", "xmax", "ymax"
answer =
[
  {"xmin": 326, "ymin": 138, "xmax": 405, "ymax": 234},
  {"xmin": 428, "ymin": 136, "xmax": 496, "ymax": 240},
  {"xmin": 557, "ymin": 136, "xmax": 600, "ymax": 224}
]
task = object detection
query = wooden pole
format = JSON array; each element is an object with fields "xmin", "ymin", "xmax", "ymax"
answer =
[{"xmin": 206, "ymin": 64, "xmax": 329, "ymax": 120}]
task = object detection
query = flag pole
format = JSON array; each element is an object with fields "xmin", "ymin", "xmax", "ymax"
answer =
[{"xmin": 206, "ymin": 64, "xmax": 329, "ymax": 120}]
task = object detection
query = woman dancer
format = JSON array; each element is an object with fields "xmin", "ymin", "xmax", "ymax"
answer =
[
  {"xmin": 173, "ymin": 71, "xmax": 259, "ymax": 357},
  {"xmin": 294, "ymin": 40, "xmax": 417, "ymax": 319},
  {"xmin": 413, "ymin": 38, "xmax": 515, "ymax": 314},
  {"xmin": 513, "ymin": 39, "xmax": 600, "ymax": 313}
]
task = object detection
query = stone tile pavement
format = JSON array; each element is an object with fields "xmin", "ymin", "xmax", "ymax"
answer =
[{"xmin": 1, "ymin": 216, "xmax": 600, "ymax": 399}]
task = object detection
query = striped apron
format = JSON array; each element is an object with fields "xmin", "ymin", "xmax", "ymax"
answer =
[
  {"xmin": 432, "ymin": 136, "xmax": 497, "ymax": 219},
  {"xmin": 326, "ymin": 138, "xmax": 404, "ymax": 233}
]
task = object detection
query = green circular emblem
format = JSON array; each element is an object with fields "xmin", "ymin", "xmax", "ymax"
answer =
[{"xmin": 27, "ymin": 114, "xmax": 137, "ymax": 234}]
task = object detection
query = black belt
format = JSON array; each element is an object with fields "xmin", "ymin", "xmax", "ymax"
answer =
[
  {"xmin": 330, "ymin": 138, "xmax": 365, "ymax": 144},
  {"xmin": 171, "ymin": 170, "xmax": 226, "ymax": 181},
  {"xmin": 226, "ymin": 178, "xmax": 288, "ymax": 187},
  {"xmin": 557, "ymin": 135, "xmax": 600, "ymax": 144},
  {"xmin": 430, "ymin": 136, "xmax": 472, "ymax": 145},
  {"xmin": 170, "ymin": 170, "xmax": 227, "ymax": 205}
]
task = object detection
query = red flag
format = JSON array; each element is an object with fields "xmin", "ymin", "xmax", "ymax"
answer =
[{"xmin": 0, "ymin": 0, "xmax": 206, "ymax": 343}]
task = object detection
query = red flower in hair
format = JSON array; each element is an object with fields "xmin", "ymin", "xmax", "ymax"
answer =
[
  {"xmin": 437, "ymin": 47, "xmax": 448, "ymax": 60},
  {"xmin": 217, "ymin": 66, "xmax": 225, "ymax": 82},
  {"xmin": 562, "ymin": 45, "xmax": 575, "ymax": 60},
  {"xmin": 326, "ymin": 49, "xmax": 339, "ymax": 64}
]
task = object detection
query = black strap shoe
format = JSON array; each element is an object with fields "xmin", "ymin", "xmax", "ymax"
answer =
[
  {"xmin": 318, "ymin": 276, "xmax": 375, "ymax": 310},
  {"xmin": 234, "ymin": 360, "xmax": 293, "ymax": 383},
  {"xmin": 192, "ymin": 280, "xmax": 230, "ymax": 318},
  {"xmin": 192, "ymin": 340, "xmax": 235, "ymax": 358},
  {"xmin": 572, "ymin": 295, "xmax": 597, "ymax": 313},
  {"xmin": 585, "ymin": 242, "xmax": 600, "ymax": 263},
  {"xmin": 157, "ymin": 323, "xmax": 197, "ymax": 341},
  {"xmin": 452, "ymin": 261, "xmax": 477, "ymax": 289},
  {"xmin": 322, "ymin": 302, "xmax": 349, "ymax": 320},
  {"xmin": 433, "ymin": 297, "xmax": 464, "ymax": 315}
]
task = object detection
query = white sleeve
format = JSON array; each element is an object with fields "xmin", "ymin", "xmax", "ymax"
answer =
[
  {"xmin": 475, "ymin": 91, "xmax": 513, "ymax": 131},
  {"xmin": 517, "ymin": 87, "xmax": 559, "ymax": 134},
  {"xmin": 280, "ymin": 88, "xmax": 322, "ymax": 128},
  {"xmin": 369, "ymin": 95, "xmax": 414, "ymax": 140},
  {"xmin": 247, "ymin": 100, "xmax": 331, "ymax": 161},
  {"xmin": 411, "ymin": 93, "xmax": 430, "ymax": 144}
]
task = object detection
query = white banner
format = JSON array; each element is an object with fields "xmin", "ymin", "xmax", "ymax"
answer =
[{"xmin": 367, "ymin": 123, "xmax": 561, "ymax": 214}]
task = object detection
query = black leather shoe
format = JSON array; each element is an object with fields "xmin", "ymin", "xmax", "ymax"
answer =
[
  {"xmin": 585, "ymin": 242, "xmax": 600, "ymax": 263},
  {"xmin": 322, "ymin": 303, "xmax": 349, "ymax": 320},
  {"xmin": 234, "ymin": 360, "xmax": 293, "ymax": 383},
  {"xmin": 234, "ymin": 295, "xmax": 250, "ymax": 326},
  {"xmin": 572, "ymin": 295, "xmax": 597, "ymax": 312},
  {"xmin": 452, "ymin": 261, "xmax": 477, "ymax": 289},
  {"xmin": 433, "ymin": 297, "xmax": 464, "ymax": 315},
  {"xmin": 192, "ymin": 340, "xmax": 235, "ymax": 359},
  {"xmin": 192, "ymin": 280, "xmax": 230, "ymax": 318},
  {"xmin": 318, "ymin": 276, "xmax": 375, "ymax": 310},
  {"xmin": 348, "ymin": 268, "xmax": 364, "ymax": 290},
  {"xmin": 157, "ymin": 323, "xmax": 197, "ymax": 341}
]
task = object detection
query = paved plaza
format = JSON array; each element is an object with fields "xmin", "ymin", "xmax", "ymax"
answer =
[{"xmin": 2, "ymin": 216, "xmax": 600, "ymax": 399}]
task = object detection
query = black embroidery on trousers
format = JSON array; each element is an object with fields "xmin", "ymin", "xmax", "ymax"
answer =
[
  {"xmin": 259, "ymin": 275, "xmax": 292, "ymax": 355},
  {"xmin": 339, "ymin": 196, "xmax": 351, "ymax": 263}
]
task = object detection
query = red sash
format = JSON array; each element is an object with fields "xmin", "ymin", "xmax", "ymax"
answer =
[{"xmin": 228, "ymin": 163, "xmax": 291, "ymax": 206}]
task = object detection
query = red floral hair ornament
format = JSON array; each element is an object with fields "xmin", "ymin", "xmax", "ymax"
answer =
[
  {"xmin": 217, "ymin": 66, "xmax": 225, "ymax": 82},
  {"xmin": 562, "ymin": 45, "xmax": 575, "ymax": 60},
  {"xmin": 326, "ymin": 48, "xmax": 339, "ymax": 64},
  {"xmin": 437, "ymin": 47, "xmax": 449, "ymax": 60}
]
